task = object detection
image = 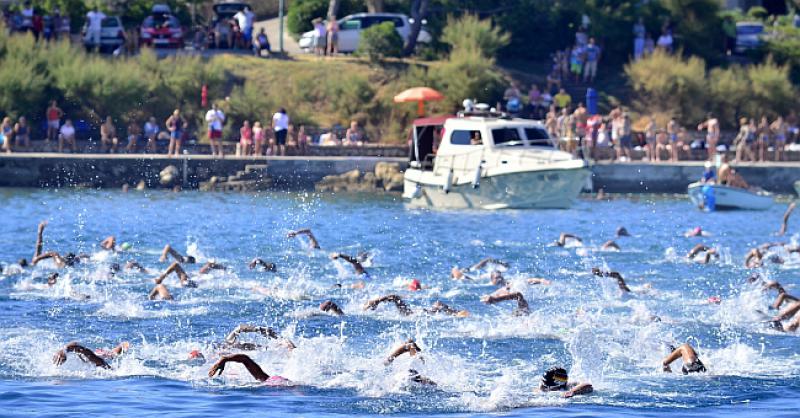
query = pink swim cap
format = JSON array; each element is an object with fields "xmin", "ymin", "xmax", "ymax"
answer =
[
  {"xmin": 409, "ymin": 279, "xmax": 421, "ymax": 291},
  {"xmin": 693, "ymin": 227, "xmax": 702, "ymax": 235},
  {"xmin": 188, "ymin": 349, "xmax": 204, "ymax": 359},
  {"xmin": 707, "ymin": 296, "xmax": 721, "ymax": 304}
]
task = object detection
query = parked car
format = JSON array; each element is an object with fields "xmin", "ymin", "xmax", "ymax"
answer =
[
  {"xmin": 299, "ymin": 13, "xmax": 431, "ymax": 53},
  {"xmin": 735, "ymin": 21, "xmax": 764, "ymax": 54},
  {"xmin": 82, "ymin": 16, "xmax": 125, "ymax": 53},
  {"xmin": 140, "ymin": 5, "xmax": 184, "ymax": 48},
  {"xmin": 210, "ymin": 2, "xmax": 251, "ymax": 49}
]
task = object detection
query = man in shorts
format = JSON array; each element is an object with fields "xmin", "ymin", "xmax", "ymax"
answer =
[
  {"xmin": 272, "ymin": 107, "xmax": 290, "ymax": 156},
  {"xmin": 205, "ymin": 103, "xmax": 225, "ymax": 157},
  {"xmin": 45, "ymin": 100, "xmax": 63, "ymax": 142}
]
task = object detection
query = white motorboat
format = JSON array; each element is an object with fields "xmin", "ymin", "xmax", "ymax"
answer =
[
  {"xmin": 687, "ymin": 182, "xmax": 774, "ymax": 211},
  {"xmin": 402, "ymin": 112, "xmax": 590, "ymax": 209}
]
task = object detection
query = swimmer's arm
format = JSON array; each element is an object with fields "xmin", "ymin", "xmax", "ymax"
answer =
[
  {"xmin": 287, "ymin": 229, "xmax": 320, "ymax": 249},
  {"xmin": 469, "ymin": 258, "xmax": 509, "ymax": 271},
  {"xmin": 331, "ymin": 253, "xmax": 365, "ymax": 275},
  {"xmin": 125, "ymin": 261, "xmax": 147, "ymax": 273},
  {"xmin": 564, "ymin": 383, "xmax": 593, "ymax": 398},
  {"xmin": 320, "ymin": 300, "xmax": 345, "ymax": 316},
  {"xmin": 225, "ymin": 324, "xmax": 279, "ymax": 344},
  {"xmin": 687, "ymin": 244, "xmax": 710, "ymax": 258},
  {"xmin": 32, "ymin": 252, "xmax": 64, "ymax": 267},
  {"xmin": 384, "ymin": 339, "xmax": 420, "ymax": 365},
  {"xmin": 199, "ymin": 262, "xmax": 225, "ymax": 274},
  {"xmin": 527, "ymin": 278, "xmax": 552, "ymax": 285},
  {"xmin": 779, "ymin": 202, "xmax": 796, "ymax": 236},
  {"xmin": 54, "ymin": 342, "xmax": 110, "ymax": 369},
  {"xmin": 149, "ymin": 284, "xmax": 173, "ymax": 300},
  {"xmin": 100, "ymin": 236, "xmax": 116, "ymax": 250},
  {"xmin": 607, "ymin": 272, "xmax": 631, "ymax": 292},
  {"xmin": 34, "ymin": 221, "xmax": 46, "ymax": 260},
  {"xmin": 248, "ymin": 258, "xmax": 276, "ymax": 271},
  {"xmin": 208, "ymin": 354, "xmax": 270, "ymax": 382}
]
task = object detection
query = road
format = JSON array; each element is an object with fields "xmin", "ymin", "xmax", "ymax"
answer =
[{"xmin": 253, "ymin": 16, "xmax": 303, "ymax": 55}]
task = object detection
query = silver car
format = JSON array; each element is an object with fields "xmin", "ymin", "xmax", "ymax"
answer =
[{"xmin": 299, "ymin": 13, "xmax": 431, "ymax": 53}]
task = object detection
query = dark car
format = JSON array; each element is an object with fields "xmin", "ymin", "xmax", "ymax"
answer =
[
  {"xmin": 140, "ymin": 6, "xmax": 184, "ymax": 48},
  {"xmin": 210, "ymin": 2, "xmax": 250, "ymax": 49}
]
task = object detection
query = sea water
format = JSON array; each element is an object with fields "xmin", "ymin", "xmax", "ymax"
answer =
[{"xmin": 0, "ymin": 189, "xmax": 798, "ymax": 417}]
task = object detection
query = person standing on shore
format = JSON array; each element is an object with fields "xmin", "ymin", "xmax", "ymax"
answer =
[
  {"xmin": 14, "ymin": 116, "xmax": 30, "ymax": 150},
  {"xmin": 58, "ymin": 119, "xmax": 76, "ymax": 153},
  {"xmin": 239, "ymin": 120, "xmax": 253, "ymax": 156},
  {"xmin": 45, "ymin": 101, "xmax": 63, "ymax": 143},
  {"xmin": 583, "ymin": 38, "xmax": 601, "ymax": 83},
  {"xmin": 253, "ymin": 121, "xmax": 264, "ymax": 155},
  {"xmin": 1, "ymin": 117, "xmax": 13, "ymax": 153},
  {"xmin": 734, "ymin": 117, "xmax": 755, "ymax": 162},
  {"xmin": 205, "ymin": 103, "xmax": 225, "ymax": 157},
  {"xmin": 100, "ymin": 116, "xmax": 117, "ymax": 153},
  {"xmin": 272, "ymin": 108, "xmax": 289, "ymax": 156},
  {"xmin": 770, "ymin": 116, "xmax": 787, "ymax": 162},
  {"xmin": 144, "ymin": 116, "xmax": 160, "ymax": 153},
  {"xmin": 667, "ymin": 117, "xmax": 680, "ymax": 161},
  {"xmin": 166, "ymin": 109, "xmax": 185, "ymax": 157},
  {"xmin": 756, "ymin": 116, "xmax": 770, "ymax": 162},
  {"xmin": 327, "ymin": 15, "xmax": 339, "ymax": 56},
  {"xmin": 697, "ymin": 113, "xmax": 719, "ymax": 159},
  {"xmin": 313, "ymin": 18, "xmax": 327, "ymax": 57},
  {"xmin": 633, "ymin": 17, "xmax": 646, "ymax": 60}
]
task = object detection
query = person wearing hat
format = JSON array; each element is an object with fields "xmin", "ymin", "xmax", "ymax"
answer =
[{"xmin": 538, "ymin": 366, "xmax": 594, "ymax": 398}]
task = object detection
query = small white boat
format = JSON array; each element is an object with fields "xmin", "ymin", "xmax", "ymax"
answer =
[
  {"xmin": 402, "ymin": 111, "xmax": 589, "ymax": 209},
  {"xmin": 687, "ymin": 182, "xmax": 774, "ymax": 211}
]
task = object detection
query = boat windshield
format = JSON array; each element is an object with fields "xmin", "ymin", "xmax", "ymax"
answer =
[
  {"xmin": 491, "ymin": 128, "xmax": 524, "ymax": 147},
  {"xmin": 523, "ymin": 127, "xmax": 554, "ymax": 148}
]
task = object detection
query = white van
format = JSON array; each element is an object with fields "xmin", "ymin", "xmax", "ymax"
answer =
[{"xmin": 299, "ymin": 13, "xmax": 431, "ymax": 53}]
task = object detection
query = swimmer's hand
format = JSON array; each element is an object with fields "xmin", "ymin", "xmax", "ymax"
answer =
[
  {"xmin": 330, "ymin": 253, "xmax": 341, "ymax": 260},
  {"xmin": 208, "ymin": 358, "xmax": 228, "ymax": 377},
  {"xmin": 662, "ymin": 363, "xmax": 672, "ymax": 373},
  {"xmin": 53, "ymin": 349, "xmax": 67, "ymax": 366},
  {"xmin": 286, "ymin": 231, "xmax": 297, "ymax": 238},
  {"xmin": 563, "ymin": 389, "xmax": 576, "ymax": 398}
]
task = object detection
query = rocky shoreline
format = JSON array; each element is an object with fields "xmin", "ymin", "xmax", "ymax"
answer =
[{"xmin": 314, "ymin": 162, "xmax": 405, "ymax": 193}]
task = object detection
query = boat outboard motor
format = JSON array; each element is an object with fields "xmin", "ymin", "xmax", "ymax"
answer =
[
  {"xmin": 443, "ymin": 169, "xmax": 454, "ymax": 194},
  {"xmin": 410, "ymin": 183, "xmax": 423, "ymax": 199},
  {"xmin": 701, "ymin": 184, "xmax": 716, "ymax": 212},
  {"xmin": 472, "ymin": 162, "xmax": 482, "ymax": 189}
]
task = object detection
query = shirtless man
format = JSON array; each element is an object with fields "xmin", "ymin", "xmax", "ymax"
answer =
[
  {"xmin": 384, "ymin": 338, "xmax": 436, "ymax": 385},
  {"xmin": 100, "ymin": 236, "xmax": 116, "ymax": 251},
  {"xmin": 687, "ymin": 244, "xmax": 718, "ymax": 264},
  {"xmin": 601, "ymin": 240, "xmax": 620, "ymax": 251},
  {"xmin": 538, "ymin": 366, "xmax": 593, "ymax": 398},
  {"xmin": 554, "ymin": 233, "xmax": 582, "ymax": 247},
  {"xmin": 591, "ymin": 267, "xmax": 631, "ymax": 292},
  {"xmin": 320, "ymin": 300, "xmax": 345, "ymax": 316},
  {"xmin": 662, "ymin": 343, "xmax": 707, "ymax": 374},
  {"xmin": 223, "ymin": 324, "xmax": 295, "ymax": 351},
  {"xmin": 155, "ymin": 261, "xmax": 195, "ymax": 287},
  {"xmin": 481, "ymin": 287, "xmax": 529, "ymax": 315},
  {"xmin": 331, "ymin": 253, "xmax": 369, "ymax": 278},
  {"xmin": 287, "ymin": 229, "xmax": 320, "ymax": 250},
  {"xmin": 697, "ymin": 113, "xmax": 720, "ymax": 159},
  {"xmin": 160, "ymin": 244, "xmax": 196, "ymax": 264},
  {"xmin": 364, "ymin": 294, "xmax": 468, "ymax": 317},
  {"xmin": 208, "ymin": 353, "xmax": 289, "ymax": 385},
  {"xmin": 149, "ymin": 283, "xmax": 173, "ymax": 300},
  {"xmin": 31, "ymin": 221, "xmax": 88, "ymax": 268},
  {"xmin": 53, "ymin": 341, "xmax": 129, "ymax": 369}
]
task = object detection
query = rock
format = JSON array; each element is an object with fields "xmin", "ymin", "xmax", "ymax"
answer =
[
  {"xmin": 159, "ymin": 165, "xmax": 180, "ymax": 186},
  {"xmin": 384, "ymin": 172, "xmax": 405, "ymax": 192},
  {"xmin": 374, "ymin": 162, "xmax": 401, "ymax": 183},
  {"xmin": 342, "ymin": 169, "xmax": 362, "ymax": 183}
]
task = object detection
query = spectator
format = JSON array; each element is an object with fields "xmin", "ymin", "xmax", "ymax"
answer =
[
  {"xmin": 569, "ymin": 44, "xmax": 584, "ymax": 83},
  {"xmin": 503, "ymin": 82, "xmax": 522, "ymax": 115},
  {"xmin": 656, "ymin": 29, "xmax": 673, "ymax": 53},
  {"xmin": 253, "ymin": 121, "xmax": 265, "ymax": 155},
  {"xmin": 573, "ymin": 103, "xmax": 588, "ymax": 157},
  {"xmin": 644, "ymin": 33, "xmax": 655, "ymax": 55},
  {"xmin": 575, "ymin": 25, "xmax": 588, "ymax": 47},
  {"xmin": 20, "ymin": 1, "xmax": 33, "ymax": 33},
  {"xmin": 586, "ymin": 113, "xmax": 602, "ymax": 160},
  {"xmin": 756, "ymin": 116, "xmax": 769, "ymax": 162},
  {"xmin": 556, "ymin": 107, "xmax": 570, "ymax": 152},
  {"xmin": 696, "ymin": 113, "xmax": 720, "ymax": 160},
  {"xmin": 1, "ymin": 117, "xmax": 13, "ymax": 153},
  {"xmin": 100, "ymin": 116, "xmax": 118, "ymax": 153},
  {"xmin": 271, "ymin": 107, "xmax": 290, "ymax": 156},
  {"xmin": 633, "ymin": 17, "xmax": 646, "ymax": 60},
  {"xmin": 205, "ymin": 103, "xmax": 225, "ymax": 156},
  {"xmin": 45, "ymin": 100, "xmax": 63, "ymax": 143},
  {"xmin": 545, "ymin": 106, "xmax": 558, "ymax": 138},
  {"xmin": 734, "ymin": 117, "xmax": 756, "ymax": 162},
  {"xmin": 666, "ymin": 117, "xmax": 680, "ymax": 161},
  {"xmin": 673, "ymin": 127, "xmax": 690, "ymax": 161},
  {"xmin": 56, "ymin": 8, "xmax": 70, "ymax": 40},
  {"xmin": 528, "ymin": 84, "xmax": 542, "ymax": 119},
  {"xmin": 239, "ymin": 120, "xmax": 252, "ymax": 156},
  {"xmin": 14, "ymin": 116, "xmax": 30, "ymax": 150},
  {"xmin": 554, "ymin": 88, "xmax": 572, "ymax": 110},
  {"xmin": 644, "ymin": 116, "xmax": 656, "ymax": 161},
  {"xmin": 144, "ymin": 116, "xmax": 160, "ymax": 153},
  {"xmin": 312, "ymin": 18, "xmax": 327, "ymax": 57},
  {"xmin": 327, "ymin": 15, "xmax": 339, "ymax": 55},
  {"xmin": 214, "ymin": 14, "xmax": 232, "ymax": 48},
  {"xmin": 85, "ymin": 6, "xmax": 106, "ymax": 52},
  {"xmin": 296, "ymin": 125, "xmax": 308, "ymax": 155},
  {"xmin": 252, "ymin": 28, "xmax": 270, "ymax": 57},
  {"xmin": 234, "ymin": 6, "xmax": 254, "ymax": 46},
  {"xmin": 583, "ymin": 38, "xmax": 601, "ymax": 83},
  {"xmin": 230, "ymin": 19, "xmax": 243, "ymax": 49},
  {"xmin": 126, "ymin": 120, "xmax": 142, "ymax": 152},
  {"xmin": 32, "ymin": 8, "xmax": 43, "ymax": 41},
  {"xmin": 770, "ymin": 116, "xmax": 787, "ymax": 161},
  {"xmin": 654, "ymin": 129, "xmax": 669, "ymax": 161},
  {"xmin": 541, "ymin": 91, "xmax": 553, "ymax": 115},
  {"xmin": 165, "ymin": 109, "xmax": 185, "ymax": 157},
  {"xmin": 58, "ymin": 119, "xmax": 76, "ymax": 153},
  {"xmin": 344, "ymin": 120, "xmax": 364, "ymax": 146},
  {"xmin": 546, "ymin": 69, "xmax": 561, "ymax": 94}
]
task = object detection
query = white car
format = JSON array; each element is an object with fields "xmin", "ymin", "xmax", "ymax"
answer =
[
  {"xmin": 82, "ymin": 16, "xmax": 125, "ymax": 53},
  {"xmin": 299, "ymin": 13, "xmax": 431, "ymax": 53}
]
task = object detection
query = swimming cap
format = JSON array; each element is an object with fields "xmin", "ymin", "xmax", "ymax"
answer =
[
  {"xmin": 188, "ymin": 350, "xmax": 204, "ymax": 359},
  {"xmin": 120, "ymin": 242, "xmax": 132, "ymax": 251},
  {"xmin": 409, "ymin": 279, "xmax": 421, "ymax": 291},
  {"xmin": 693, "ymin": 227, "xmax": 702, "ymax": 235},
  {"xmin": 707, "ymin": 296, "xmax": 721, "ymax": 304},
  {"xmin": 541, "ymin": 367, "xmax": 569, "ymax": 390}
]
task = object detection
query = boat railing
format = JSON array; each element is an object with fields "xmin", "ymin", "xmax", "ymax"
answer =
[{"xmin": 434, "ymin": 147, "xmax": 566, "ymax": 180}]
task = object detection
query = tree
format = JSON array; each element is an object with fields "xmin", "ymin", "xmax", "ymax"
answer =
[
  {"xmin": 357, "ymin": 21, "xmax": 403, "ymax": 63},
  {"xmin": 403, "ymin": 0, "xmax": 429, "ymax": 56},
  {"xmin": 366, "ymin": 0, "xmax": 384, "ymax": 13},
  {"xmin": 327, "ymin": 0, "xmax": 339, "ymax": 19},
  {"xmin": 440, "ymin": 13, "xmax": 509, "ymax": 59}
]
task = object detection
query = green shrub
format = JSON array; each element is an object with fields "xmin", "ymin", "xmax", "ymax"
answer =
[
  {"xmin": 441, "ymin": 13, "xmax": 509, "ymax": 59},
  {"xmin": 747, "ymin": 6, "xmax": 769, "ymax": 20},
  {"xmin": 287, "ymin": 0, "xmax": 327, "ymax": 36},
  {"xmin": 357, "ymin": 21, "xmax": 403, "ymax": 63},
  {"xmin": 708, "ymin": 65, "xmax": 749, "ymax": 127},
  {"xmin": 746, "ymin": 57, "xmax": 796, "ymax": 117},
  {"xmin": 431, "ymin": 46, "xmax": 505, "ymax": 111}
]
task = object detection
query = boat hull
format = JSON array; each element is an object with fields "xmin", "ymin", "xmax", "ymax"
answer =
[
  {"xmin": 687, "ymin": 182, "xmax": 774, "ymax": 211},
  {"xmin": 403, "ymin": 168, "xmax": 590, "ymax": 209}
]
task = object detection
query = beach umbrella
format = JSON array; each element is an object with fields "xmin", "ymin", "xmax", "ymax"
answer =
[{"xmin": 394, "ymin": 87, "xmax": 444, "ymax": 117}]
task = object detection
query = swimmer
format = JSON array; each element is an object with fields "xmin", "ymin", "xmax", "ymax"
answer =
[
  {"xmin": 538, "ymin": 366, "xmax": 594, "ymax": 398},
  {"xmin": 686, "ymin": 244, "xmax": 718, "ymax": 264},
  {"xmin": 554, "ymin": 233, "xmax": 582, "ymax": 247},
  {"xmin": 408, "ymin": 278, "xmax": 423, "ymax": 291},
  {"xmin": 451, "ymin": 258, "xmax": 509, "ymax": 280},
  {"xmin": 744, "ymin": 247, "xmax": 783, "ymax": 268},
  {"xmin": 159, "ymin": 244, "xmax": 196, "ymax": 264},
  {"xmin": 770, "ymin": 300, "xmax": 800, "ymax": 332},
  {"xmin": 662, "ymin": 343, "xmax": 707, "ymax": 374},
  {"xmin": 364, "ymin": 294, "xmax": 468, "ymax": 317},
  {"xmin": 527, "ymin": 278, "xmax": 552, "ymax": 285},
  {"xmin": 125, "ymin": 260, "xmax": 148, "ymax": 273},
  {"xmin": 384, "ymin": 338, "xmax": 436, "ymax": 385},
  {"xmin": 53, "ymin": 342, "xmax": 113, "ymax": 369},
  {"xmin": 591, "ymin": 268, "xmax": 631, "ymax": 292},
  {"xmin": 149, "ymin": 283, "xmax": 173, "ymax": 300},
  {"xmin": 684, "ymin": 227, "xmax": 706, "ymax": 238},
  {"xmin": 779, "ymin": 202, "xmax": 796, "ymax": 236},
  {"xmin": 223, "ymin": 324, "xmax": 295, "ymax": 351},
  {"xmin": 320, "ymin": 300, "xmax": 345, "ymax": 316},
  {"xmin": 1, "ymin": 258, "xmax": 29, "ymax": 275},
  {"xmin": 93, "ymin": 342, "xmax": 131, "ymax": 359},
  {"xmin": 287, "ymin": 228, "xmax": 320, "ymax": 249},
  {"xmin": 332, "ymin": 281, "xmax": 366, "ymax": 290},
  {"xmin": 481, "ymin": 287, "xmax": 529, "ymax": 315},
  {"xmin": 331, "ymin": 253, "xmax": 369, "ymax": 278},
  {"xmin": 100, "ymin": 236, "xmax": 116, "ymax": 251},
  {"xmin": 208, "ymin": 353, "xmax": 289, "ymax": 385},
  {"xmin": 489, "ymin": 271, "xmax": 506, "ymax": 286},
  {"xmin": 32, "ymin": 251, "xmax": 87, "ymax": 268},
  {"xmin": 46, "ymin": 272, "xmax": 58, "ymax": 287},
  {"xmin": 199, "ymin": 261, "xmax": 226, "ymax": 274},
  {"xmin": 601, "ymin": 240, "xmax": 620, "ymax": 251},
  {"xmin": 616, "ymin": 227, "xmax": 630, "ymax": 237},
  {"xmin": 248, "ymin": 258, "xmax": 277, "ymax": 272},
  {"xmin": 154, "ymin": 262, "xmax": 195, "ymax": 287}
]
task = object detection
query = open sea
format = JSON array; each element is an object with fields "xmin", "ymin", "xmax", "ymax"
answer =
[{"xmin": 0, "ymin": 189, "xmax": 799, "ymax": 417}]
